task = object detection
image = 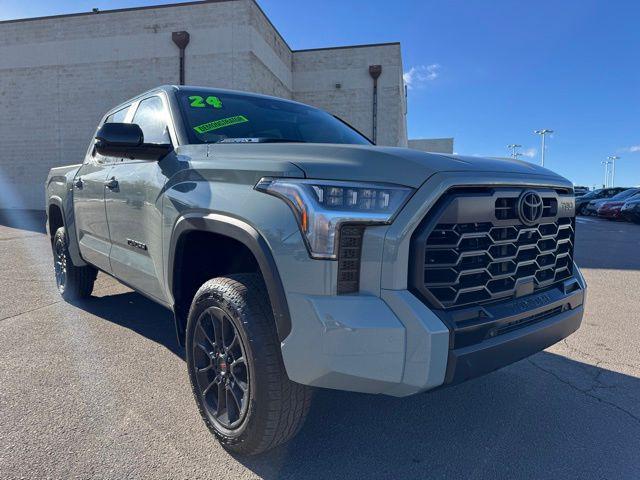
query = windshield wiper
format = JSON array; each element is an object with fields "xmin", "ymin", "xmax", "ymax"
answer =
[{"xmin": 214, "ymin": 137, "xmax": 306, "ymax": 144}]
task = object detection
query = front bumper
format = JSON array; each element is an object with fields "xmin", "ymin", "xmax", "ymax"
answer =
[
  {"xmin": 281, "ymin": 269, "xmax": 586, "ymax": 397},
  {"xmin": 445, "ymin": 306, "xmax": 583, "ymax": 384},
  {"xmin": 443, "ymin": 277, "xmax": 584, "ymax": 385},
  {"xmin": 585, "ymin": 205, "xmax": 599, "ymax": 215},
  {"xmin": 597, "ymin": 208, "xmax": 622, "ymax": 218},
  {"xmin": 621, "ymin": 206, "xmax": 640, "ymax": 222}
]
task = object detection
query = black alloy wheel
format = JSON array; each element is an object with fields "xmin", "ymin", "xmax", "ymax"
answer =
[
  {"xmin": 52, "ymin": 227, "xmax": 96, "ymax": 301},
  {"xmin": 191, "ymin": 306, "xmax": 250, "ymax": 430},
  {"xmin": 53, "ymin": 236, "xmax": 68, "ymax": 293},
  {"xmin": 186, "ymin": 274, "xmax": 313, "ymax": 455}
]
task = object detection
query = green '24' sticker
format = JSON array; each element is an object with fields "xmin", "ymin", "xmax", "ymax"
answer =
[{"xmin": 189, "ymin": 95, "xmax": 223, "ymax": 108}]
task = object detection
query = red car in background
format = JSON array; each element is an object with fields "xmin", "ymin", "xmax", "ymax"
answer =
[{"xmin": 597, "ymin": 188, "xmax": 640, "ymax": 219}]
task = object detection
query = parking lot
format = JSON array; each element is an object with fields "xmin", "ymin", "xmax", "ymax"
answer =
[{"xmin": 0, "ymin": 211, "xmax": 638, "ymax": 479}]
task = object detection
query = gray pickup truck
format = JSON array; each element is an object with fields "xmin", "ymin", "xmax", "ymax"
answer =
[{"xmin": 45, "ymin": 85, "xmax": 586, "ymax": 454}]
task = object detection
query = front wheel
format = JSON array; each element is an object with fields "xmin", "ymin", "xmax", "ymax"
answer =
[
  {"xmin": 186, "ymin": 274, "xmax": 312, "ymax": 455},
  {"xmin": 52, "ymin": 227, "xmax": 97, "ymax": 301}
]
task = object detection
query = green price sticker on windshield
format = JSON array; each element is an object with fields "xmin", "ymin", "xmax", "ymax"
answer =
[
  {"xmin": 189, "ymin": 95, "xmax": 223, "ymax": 109},
  {"xmin": 193, "ymin": 115, "xmax": 249, "ymax": 134}
]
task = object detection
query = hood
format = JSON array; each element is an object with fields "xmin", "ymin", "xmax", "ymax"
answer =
[{"xmin": 205, "ymin": 143, "xmax": 568, "ymax": 188}]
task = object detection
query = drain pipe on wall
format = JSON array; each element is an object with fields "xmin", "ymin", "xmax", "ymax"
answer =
[
  {"xmin": 172, "ymin": 31, "xmax": 190, "ymax": 85},
  {"xmin": 368, "ymin": 65, "xmax": 382, "ymax": 144}
]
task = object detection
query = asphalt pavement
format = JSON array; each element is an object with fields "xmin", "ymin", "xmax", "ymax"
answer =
[{"xmin": 0, "ymin": 210, "xmax": 639, "ymax": 479}]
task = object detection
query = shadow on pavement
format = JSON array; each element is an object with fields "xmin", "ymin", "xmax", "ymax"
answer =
[
  {"xmin": 75, "ymin": 289, "xmax": 640, "ymax": 479},
  {"xmin": 242, "ymin": 353, "xmax": 640, "ymax": 479},
  {"xmin": 0, "ymin": 209, "xmax": 46, "ymax": 234},
  {"xmin": 74, "ymin": 291, "xmax": 184, "ymax": 359}
]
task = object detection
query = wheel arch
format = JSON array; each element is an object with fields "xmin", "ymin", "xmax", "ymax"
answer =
[
  {"xmin": 47, "ymin": 197, "xmax": 65, "ymax": 242},
  {"xmin": 168, "ymin": 213, "xmax": 292, "ymax": 344}
]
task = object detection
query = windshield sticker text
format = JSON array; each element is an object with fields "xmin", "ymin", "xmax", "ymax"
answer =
[
  {"xmin": 193, "ymin": 115, "xmax": 249, "ymax": 133},
  {"xmin": 189, "ymin": 95, "xmax": 223, "ymax": 109}
]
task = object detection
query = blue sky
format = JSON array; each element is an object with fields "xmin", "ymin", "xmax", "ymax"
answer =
[{"xmin": 1, "ymin": 0, "xmax": 638, "ymax": 187}]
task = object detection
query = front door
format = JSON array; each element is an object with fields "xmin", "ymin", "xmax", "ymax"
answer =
[
  {"xmin": 105, "ymin": 95, "xmax": 174, "ymax": 301},
  {"xmin": 73, "ymin": 105, "xmax": 130, "ymax": 272}
]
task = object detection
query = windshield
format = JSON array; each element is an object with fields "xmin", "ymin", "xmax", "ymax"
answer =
[
  {"xmin": 176, "ymin": 90, "xmax": 371, "ymax": 145},
  {"xmin": 581, "ymin": 189, "xmax": 601, "ymax": 199},
  {"xmin": 610, "ymin": 188, "xmax": 637, "ymax": 200}
]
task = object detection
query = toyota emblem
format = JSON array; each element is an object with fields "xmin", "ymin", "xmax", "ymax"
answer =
[{"xmin": 518, "ymin": 190, "xmax": 544, "ymax": 225}]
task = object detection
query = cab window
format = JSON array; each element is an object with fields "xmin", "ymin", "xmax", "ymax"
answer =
[
  {"xmin": 89, "ymin": 105, "xmax": 131, "ymax": 162},
  {"xmin": 132, "ymin": 96, "xmax": 171, "ymax": 145},
  {"xmin": 105, "ymin": 105, "xmax": 130, "ymax": 124}
]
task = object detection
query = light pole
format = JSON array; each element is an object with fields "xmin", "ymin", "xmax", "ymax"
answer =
[
  {"xmin": 507, "ymin": 144, "xmax": 522, "ymax": 159},
  {"xmin": 601, "ymin": 160, "xmax": 612, "ymax": 188},
  {"xmin": 607, "ymin": 155, "xmax": 620, "ymax": 187},
  {"xmin": 534, "ymin": 129, "xmax": 554, "ymax": 167}
]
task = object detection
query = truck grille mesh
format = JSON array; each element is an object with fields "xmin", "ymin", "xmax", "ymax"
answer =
[
  {"xmin": 337, "ymin": 225, "xmax": 365, "ymax": 294},
  {"xmin": 413, "ymin": 189, "xmax": 575, "ymax": 309}
]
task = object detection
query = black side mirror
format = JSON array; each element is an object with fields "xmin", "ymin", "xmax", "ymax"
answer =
[{"xmin": 95, "ymin": 123, "xmax": 172, "ymax": 160}]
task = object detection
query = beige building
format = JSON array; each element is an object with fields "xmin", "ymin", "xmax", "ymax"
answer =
[
  {"xmin": 408, "ymin": 138, "xmax": 455, "ymax": 154},
  {"xmin": 0, "ymin": 0, "xmax": 449, "ymax": 209}
]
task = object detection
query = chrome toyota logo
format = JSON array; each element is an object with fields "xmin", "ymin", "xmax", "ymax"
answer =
[{"xmin": 518, "ymin": 190, "xmax": 544, "ymax": 225}]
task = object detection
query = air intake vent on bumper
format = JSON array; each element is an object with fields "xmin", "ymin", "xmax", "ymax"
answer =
[{"xmin": 337, "ymin": 225, "xmax": 365, "ymax": 294}]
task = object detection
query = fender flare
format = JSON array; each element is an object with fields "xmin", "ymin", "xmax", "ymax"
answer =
[
  {"xmin": 47, "ymin": 195, "xmax": 86, "ymax": 266},
  {"xmin": 47, "ymin": 196, "xmax": 65, "ymax": 237},
  {"xmin": 168, "ymin": 213, "xmax": 292, "ymax": 342}
]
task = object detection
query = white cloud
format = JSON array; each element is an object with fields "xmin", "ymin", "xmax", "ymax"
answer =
[
  {"xmin": 522, "ymin": 148, "xmax": 537, "ymax": 158},
  {"xmin": 403, "ymin": 64, "xmax": 441, "ymax": 89},
  {"xmin": 622, "ymin": 145, "xmax": 640, "ymax": 153}
]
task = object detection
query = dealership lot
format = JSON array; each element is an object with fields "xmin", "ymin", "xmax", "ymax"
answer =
[{"xmin": 0, "ymin": 212, "xmax": 638, "ymax": 479}]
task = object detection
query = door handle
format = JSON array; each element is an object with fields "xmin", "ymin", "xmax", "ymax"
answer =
[
  {"xmin": 104, "ymin": 177, "xmax": 119, "ymax": 190},
  {"xmin": 74, "ymin": 177, "xmax": 83, "ymax": 189}
]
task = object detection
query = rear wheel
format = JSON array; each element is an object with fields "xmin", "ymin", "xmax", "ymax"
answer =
[
  {"xmin": 52, "ymin": 227, "xmax": 97, "ymax": 301},
  {"xmin": 186, "ymin": 274, "xmax": 312, "ymax": 455}
]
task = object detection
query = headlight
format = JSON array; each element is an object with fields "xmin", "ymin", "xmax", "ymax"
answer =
[{"xmin": 255, "ymin": 178, "xmax": 413, "ymax": 259}]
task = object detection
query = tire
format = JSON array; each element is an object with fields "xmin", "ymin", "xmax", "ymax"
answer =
[
  {"xmin": 185, "ymin": 273, "xmax": 312, "ymax": 455},
  {"xmin": 577, "ymin": 205, "xmax": 586, "ymax": 216},
  {"xmin": 52, "ymin": 227, "xmax": 97, "ymax": 301}
]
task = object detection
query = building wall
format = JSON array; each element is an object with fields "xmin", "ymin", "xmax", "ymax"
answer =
[
  {"xmin": 292, "ymin": 43, "xmax": 407, "ymax": 147},
  {"xmin": 408, "ymin": 138, "xmax": 454, "ymax": 154},
  {"xmin": 0, "ymin": 0, "xmax": 407, "ymax": 209}
]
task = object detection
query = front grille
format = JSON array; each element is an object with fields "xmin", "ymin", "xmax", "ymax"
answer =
[{"xmin": 410, "ymin": 187, "xmax": 575, "ymax": 310}]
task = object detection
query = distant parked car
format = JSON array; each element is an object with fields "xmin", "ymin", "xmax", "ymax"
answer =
[
  {"xmin": 621, "ymin": 196, "xmax": 640, "ymax": 223},
  {"xmin": 585, "ymin": 199, "xmax": 607, "ymax": 216},
  {"xmin": 597, "ymin": 189, "xmax": 640, "ymax": 219},
  {"xmin": 573, "ymin": 186, "xmax": 590, "ymax": 197},
  {"xmin": 575, "ymin": 187, "xmax": 628, "ymax": 215}
]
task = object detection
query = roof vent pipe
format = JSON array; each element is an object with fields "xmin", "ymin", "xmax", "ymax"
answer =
[
  {"xmin": 172, "ymin": 31, "xmax": 190, "ymax": 85},
  {"xmin": 368, "ymin": 65, "xmax": 382, "ymax": 144}
]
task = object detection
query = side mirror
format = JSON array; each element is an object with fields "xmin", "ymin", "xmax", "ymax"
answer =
[{"xmin": 95, "ymin": 123, "xmax": 172, "ymax": 160}]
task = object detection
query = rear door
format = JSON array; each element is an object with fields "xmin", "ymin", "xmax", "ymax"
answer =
[
  {"xmin": 104, "ymin": 94, "xmax": 175, "ymax": 302},
  {"xmin": 73, "ymin": 106, "xmax": 130, "ymax": 272}
]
